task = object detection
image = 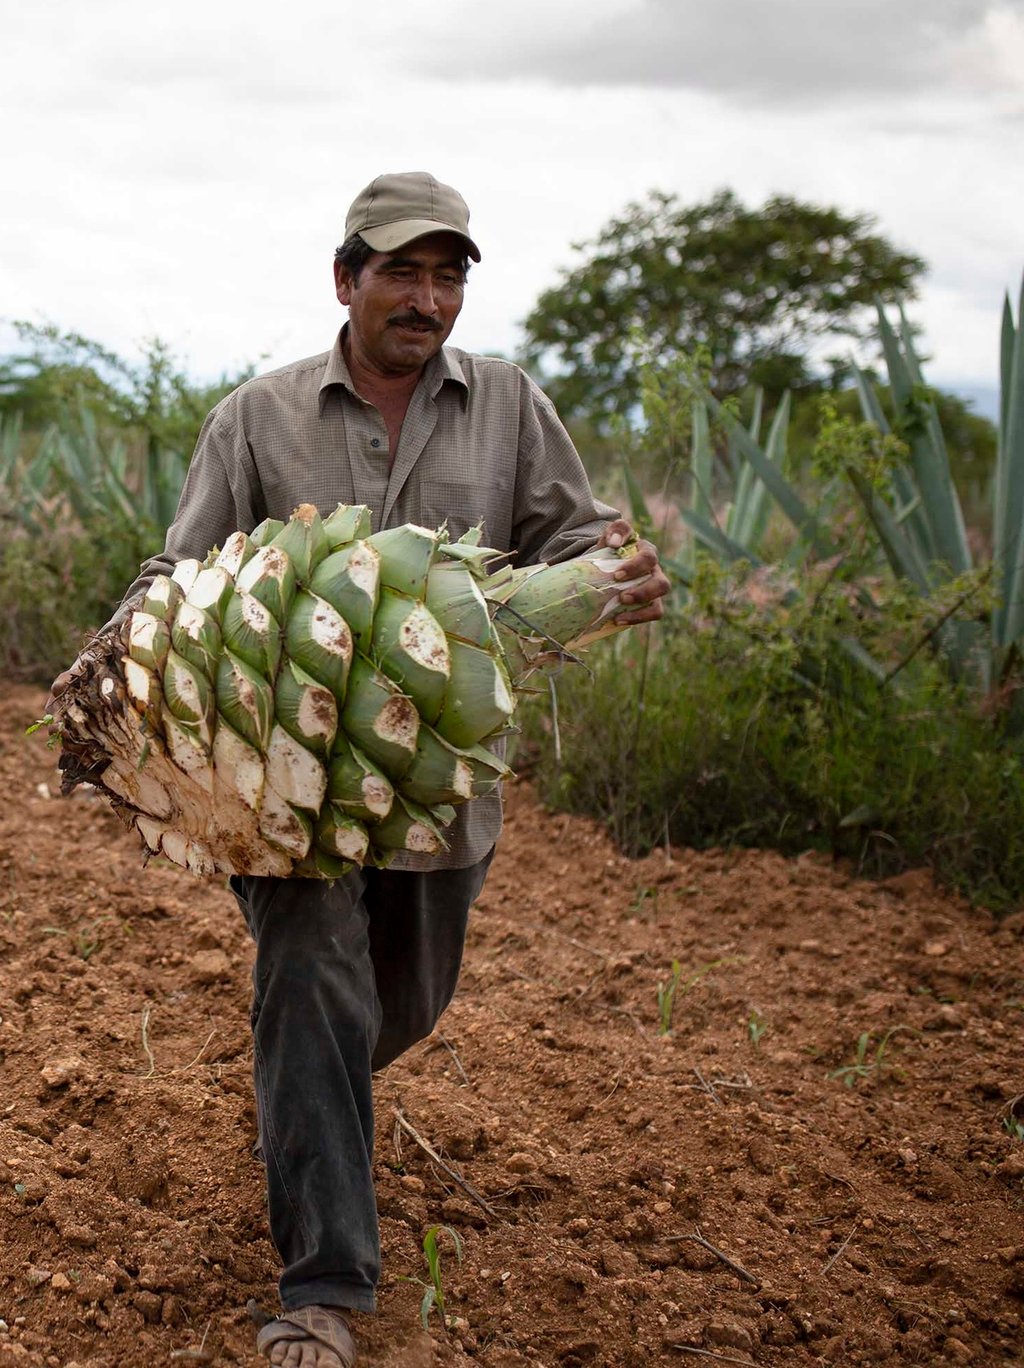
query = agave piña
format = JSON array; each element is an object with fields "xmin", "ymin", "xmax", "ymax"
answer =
[{"xmin": 54, "ymin": 504, "xmax": 651, "ymax": 878}]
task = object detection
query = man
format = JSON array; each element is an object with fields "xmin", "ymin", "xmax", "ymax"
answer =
[{"xmin": 51, "ymin": 172, "xmax": 669, "ymax": 1367}]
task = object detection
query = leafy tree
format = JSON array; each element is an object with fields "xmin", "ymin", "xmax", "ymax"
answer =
[{"xmin": 521, "ymin": 189, "xmax": 926, "ymax": 428}]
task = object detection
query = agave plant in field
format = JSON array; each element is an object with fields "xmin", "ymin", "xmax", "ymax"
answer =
[
  {"xmin": 53, "ymin": 504, "xmax": 652, "ymax": 878},
  {"xmin": 633, "ymin": 274, "xmax": 1024, "ymax": 702}
]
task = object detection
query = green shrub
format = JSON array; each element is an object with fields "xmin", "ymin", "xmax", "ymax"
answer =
[
  {"xmin": 0, "ymin": 511, "xmax": 161, "ymax": 683},
  {"xmin": 519, "ymin": 577, "xmax": 1024, "ymax": 911}
]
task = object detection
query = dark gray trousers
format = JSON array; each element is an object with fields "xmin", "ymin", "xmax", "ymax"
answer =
[{"xmin": 230, "ymin": 850, "xmax": 493, "ymax": 1315}]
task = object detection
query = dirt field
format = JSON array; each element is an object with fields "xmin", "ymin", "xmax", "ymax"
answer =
[{"xmin": 1, "ymin": 681, "xmax": 1022, "ymax": 1367}]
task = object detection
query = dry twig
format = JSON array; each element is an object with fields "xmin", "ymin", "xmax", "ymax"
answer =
[
  {"xmin": 431, "ymin": 1032, "xmax": 470, "ymax": 1086},
  {"xmin": 169, "ymin": 1321, "xmax": 212, "ymax": 1361},
  {"xmin": 821, "ymin": 1224, "xmax": 858, "ymax": 1276},
  {"xmin": 391, "ymin": 1107, "xmax": 498, "ymax": 1220},
  {"xmin": 670, "ymin": 1345, "xmax": 756, "ymax": 1366},
  {"xmin": 666, "ymin": 1229, "xmax": 761, "ymax": 1288},
  {"xmin": 178, "ymin": 1029, "xmax": 217, "ymax": 1074},
  {"xmin": 692, "ymin": 1067, "xmax": 721, "ymax": 1103},
  {"xmin": 140, "ymin": 1005, "xmax": 156, "ymax": 1079}
]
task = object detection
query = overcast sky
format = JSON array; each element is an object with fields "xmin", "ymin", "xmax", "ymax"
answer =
[{"xmin": 2, "ymin": 0, "xmax": 1021, "ymax": 410}]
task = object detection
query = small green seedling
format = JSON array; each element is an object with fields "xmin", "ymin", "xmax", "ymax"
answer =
[
  {"xmin": 630, "ymin": 885, "xmax": 657, "ymax": 917},
  {"xmin": 657, "ymin": 961, "xmax": 683, "ymax": 1035},
  {"xmin": 657, "ymin": 957, "xmax": 734, "ymax": 1035},
  {"xmin": 417, "ymin": 1224, "xmax": 462, "ymax": 1333},
  {"xmin": 1000, "ymin": 1097, "xmax": 1024, "ymax": 1142},
  {"xmin": 747, "ymin": 1012, "xmax": 767, "ymax": 1049},
  {"xmin": 41, "ymin": 917, "xmax": 112, "ymax": 961},
  {"xmin": 828, "ymin": 1027, "xmax": 910, "ymax": 1087}
]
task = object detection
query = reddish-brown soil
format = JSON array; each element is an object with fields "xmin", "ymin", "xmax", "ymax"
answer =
[{"xmin": 1, "ymin": 682, "xmax": 1022, "ymax": 1367}]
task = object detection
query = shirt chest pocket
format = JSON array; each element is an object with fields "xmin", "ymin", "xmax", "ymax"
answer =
[{"xmin": 416, "ymin": 479, "xmax": 512, "ymax": 550}]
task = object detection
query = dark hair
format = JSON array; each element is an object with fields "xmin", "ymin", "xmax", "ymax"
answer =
[
  {"xmin": 333, "ymin": 234, "xmax": 376, "ymax": 282},
  {"xmin": 333, "ymin": 233, "xmax": 472, "ymax": 284}
]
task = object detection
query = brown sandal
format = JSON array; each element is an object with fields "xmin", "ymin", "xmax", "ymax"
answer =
[{"xmin": 255, "ymin": 1304, "xmax": 357, "ymax": 1367}]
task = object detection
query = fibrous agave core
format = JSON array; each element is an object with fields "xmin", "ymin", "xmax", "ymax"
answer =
[{"xmin": 53, "ymin": 503, "xmax": 653, "ymax": 879}]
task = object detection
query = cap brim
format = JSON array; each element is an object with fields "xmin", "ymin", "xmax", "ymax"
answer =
[{"xmin": 359, "ymin": 218, "xmax": 481, "ymax": 263}]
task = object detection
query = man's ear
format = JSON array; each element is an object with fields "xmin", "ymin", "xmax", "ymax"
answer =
[{"xmin": 334, "ymin": 259, "xmax": 354, "ymax": 306}]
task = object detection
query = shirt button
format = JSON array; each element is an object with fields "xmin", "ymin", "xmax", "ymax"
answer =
[{"xmin": 370, "ymin": 438, "xmax": 381, "ymax": 449}]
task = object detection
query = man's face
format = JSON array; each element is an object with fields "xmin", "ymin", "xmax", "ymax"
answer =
[{"xmin": 335, "ymin": 232, "xmax": 466, "ymax": 379}]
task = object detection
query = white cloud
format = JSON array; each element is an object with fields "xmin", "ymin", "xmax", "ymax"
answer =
[
  {"xmin": 400, "ymin": 0, "xmax": 1021, "ymax": 106},
  {"xmin": 0, "ymin": 0, "xmax": 1019, "ymax": 401}
]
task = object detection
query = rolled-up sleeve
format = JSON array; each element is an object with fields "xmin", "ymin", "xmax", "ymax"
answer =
[{"xmin": 511, "ymin": 376, "xmax": 620, "ymax": 567}]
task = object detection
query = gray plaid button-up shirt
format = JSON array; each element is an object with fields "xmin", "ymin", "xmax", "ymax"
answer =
[{"xmin": 117, "ymin": 328, "xmax": 618, "ymax": 870}]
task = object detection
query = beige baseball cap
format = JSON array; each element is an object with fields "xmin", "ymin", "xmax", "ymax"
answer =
[{"xmin": 344, "ymin": 171, "xmax": 481, "ymax": 262}]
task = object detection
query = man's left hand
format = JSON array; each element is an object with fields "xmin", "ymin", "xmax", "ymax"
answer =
[{"xmin": 597, "ymin": 518, "xmax": 671, "ymax": 626}]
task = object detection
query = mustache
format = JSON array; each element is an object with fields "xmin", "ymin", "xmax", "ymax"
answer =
[{"xmin": 387, "ymin": 312, "xmax": 443, "ymax": 332}]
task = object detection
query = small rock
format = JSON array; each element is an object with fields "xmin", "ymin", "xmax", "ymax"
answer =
[
  {"xmin": 14, "ymin": 1174, "xmax": 49, "ymax": 1203},
  {"xmin": 189, "ymin": 949, "xmax": 232, "ymax": 985},
  {"xmin": 50, "ymin": 1273, "xmax": 72, "ymax": 1293},
  {"xmin": 599, "ymin": 1243, "xmax": 639, "ymax": 1278},
  {"xmin": 924, "ymin": 940, "xmax": 949, "ymax": 957},
  {"xmin": 61, "ymin": 1223, "xmax": 97, "ymax": 1249},
  {"xmin": 944, "ymin": 1337, "xmax": 973, "ymax": 1362},
  {"xmin": 747, "ymin": 1137, "xmax": 774, "ymax": 1174},
  {"xmin": 75, "ymin": 1273, "xmax": 114, "ymax": 1304},
  {"xmin": 567, "ymin": 1218, "xmax": 590, "ymax": 1237},
  {"xmin": 995, "ymin": 1155, "xmax": 1024, "ymax": 1183},
  {"xmin": 625, "ymin": 1107, "xmax": 653, "ymax": 1130},
  {"xmin": 399, "ymin": 1175, "xmax": 426, "ymax": 1194},
  {"xmin": 506, "ymin": 1152, "xmax": 537, "ymax": 1175},
  {"xmin": 133, "ymin": 1291, "xmax": 163, "ymax": 1323},
  {"xmin": 24, "ymin": 1267, "xmax": 51, "ymax": 1288},
  {"xmin": 161, "ymin": 1295, "xmax": 184, "ymax": 1326},
  {"xmin": 923, "ymin": 1005, "xmax": 963, "ymax": 1031},
  {"xmin": 40, "ymin": 1056, "xmax": 86, "ymax": 1089},
  {"xmin": 706, "ymin": 1321, "xmax": 754, "ymax": 1353}
]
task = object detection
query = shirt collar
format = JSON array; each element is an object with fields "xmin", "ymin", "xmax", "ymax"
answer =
[{"xmin": 318, "ymin": 326, "xmax": 469, "ymax": 411}]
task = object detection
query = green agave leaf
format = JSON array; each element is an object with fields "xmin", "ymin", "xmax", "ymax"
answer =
[
  {"xmin": 309, "ymin": 542, "xmax": 380, "ymax": 652},
  {"xmin": 284, "ymin": 590, "xmax": 354, "ymax": 701},
  {"xmin": 371, "ymin": 589, "xmax": 450, "ymax": 724},
  {"xmin": 323, "ymin": 502, "xmax": 373, "ymax": 548},
  {"xmin": 327, "ymin": 736, "xmax": 394, "ymax": 821}
]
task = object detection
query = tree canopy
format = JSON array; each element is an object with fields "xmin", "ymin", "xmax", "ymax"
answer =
[{"xmin": 521, "ymin": 189, "xmax": 926, "ymax": 428}]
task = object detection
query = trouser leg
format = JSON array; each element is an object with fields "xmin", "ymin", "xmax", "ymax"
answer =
[
  {"xmin": 232, "ymin": 870, "xmax": 381, "ymax": 1314},
  {"xmin": 366, "ymin": 849, "xmax": 494, "ymax": 1072},
  {"xmin": 231, "ymin": 848, "xmax": 493, "ymax": 1314}
]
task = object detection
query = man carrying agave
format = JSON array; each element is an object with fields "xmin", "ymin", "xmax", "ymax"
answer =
[{"xmin": 48, "ymin": 172, "xmax": 669, "ymax": 1368}]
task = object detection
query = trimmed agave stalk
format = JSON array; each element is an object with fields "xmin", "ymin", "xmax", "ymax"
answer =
[
  {"xmin": 371, "ymin": 795, "xmax": 455, "ymax": 856},
  {"xmin": 53, "ymin": 502, "xmax": 654, "ymax": 879},
  {"xmin": 401, "ymin": 726, "xmax": 511, "ymax": 806},
  {"xmin": 309, "ymin": 541, "xmax": 380, "ymax": 650},
  {"xmin": 340, "ymin": 655, "xmax": 420, "ymax": 777},
  {"xmin": 328, "ymin": 736, "xmax": 395, "ymax": 822},
  {"xmin": 486, "ymin": 544, "xmax": 652, "ymax": 683}
]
